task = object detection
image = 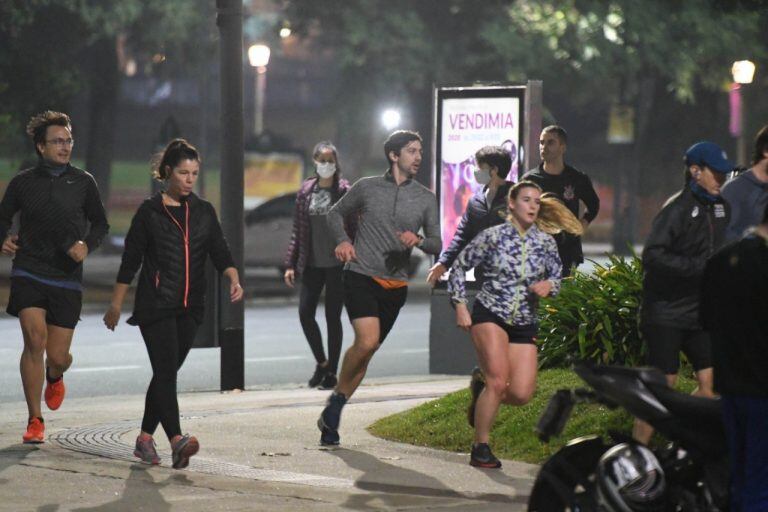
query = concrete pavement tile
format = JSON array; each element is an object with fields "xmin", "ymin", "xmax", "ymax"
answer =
[{"xmin": 0, "ymin": 378, "xmax": 537, "ymax": 511}]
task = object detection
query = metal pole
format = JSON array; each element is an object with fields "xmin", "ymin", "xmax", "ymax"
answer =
[
  {"xmin": 216, "ymin": 0, "xmax": 244, "ymax": 391},
  {"xmin": 255, "ymin": 69, "xmax": 266, "ymax": 137},
  {"xmin": 737, "ymin": 88, "xmax": 746, "ymax": 166}
]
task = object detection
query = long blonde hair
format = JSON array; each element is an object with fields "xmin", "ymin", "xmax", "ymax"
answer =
[{"xmin": 506, "ymin": 181, "xmax": 583, "ymax": 236}]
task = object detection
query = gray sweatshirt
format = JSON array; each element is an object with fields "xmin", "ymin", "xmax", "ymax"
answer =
[
  {"xmin": 327, "ymin": 171, "xmax": 441, "ymax": 281},
  {"xmin": 721, "ymin": 169, "xmax": 768, "ymax": 242}
]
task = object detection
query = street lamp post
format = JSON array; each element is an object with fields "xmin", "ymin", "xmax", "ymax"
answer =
[
  {"xmin": 248, "ymin": 44, "xmax": 270, "ymax": 138},
  {"xmin": 730, "ymin": 60, "xmax": 756, "ymax": 166}
]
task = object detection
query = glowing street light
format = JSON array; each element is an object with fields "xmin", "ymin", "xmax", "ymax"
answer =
[
  {"xmin": 732, "ymin": 60, "xmax": 756, "ymax": 84},
  {"xmin": 381, "ymin": 109, "xmax": 401, "ymax": 130},
  {"xmin": 248, "ymin": 44, "xmax": 271, "ymax": 137}
]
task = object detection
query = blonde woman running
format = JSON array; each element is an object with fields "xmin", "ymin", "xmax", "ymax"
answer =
[{"xmin": 448, "ymin": 181, "xmax": 582, "ymax": 468}]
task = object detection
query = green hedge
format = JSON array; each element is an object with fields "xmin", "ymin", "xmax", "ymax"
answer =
[{"xmin": 538, "ymin": 254, "xmax": 644, "ymax": 369}]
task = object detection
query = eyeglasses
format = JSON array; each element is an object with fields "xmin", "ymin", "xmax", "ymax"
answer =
[{"xmin": 45, "ymin": 138, "xmax": 74, "ymax": 147}]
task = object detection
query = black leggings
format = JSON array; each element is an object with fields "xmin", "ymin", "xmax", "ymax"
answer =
[
  {"xmin": 299, "ymin": 266, "xmax": 344, "ymax": 373},
  {"xmin": 139, "ymin": 314, "xmax": 198, "ymax": 440}
]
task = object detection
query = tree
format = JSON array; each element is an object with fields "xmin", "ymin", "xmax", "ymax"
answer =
[
  {"xmin": 0, "ymin": 0, "xmax": 214, "ymax": 201},
  {"xmin": 284, "ymin": 0, "xmax": 768, "ymax": 243},
  {"xmin": 491, "ymin": 0, "xmax": 766, "ymax": 247},
  {"xmin": 282, "ymin": 0, "xmax": 511, "ymax": 179}
]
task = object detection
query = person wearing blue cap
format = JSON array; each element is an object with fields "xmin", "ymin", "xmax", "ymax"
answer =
[
  {"xmin": 633, "ymin": 141, "xmax": 732, "ymax": 445},
  {"xmin": 721, "ymin": 124, "xmax": 768, "ymax": 242}
]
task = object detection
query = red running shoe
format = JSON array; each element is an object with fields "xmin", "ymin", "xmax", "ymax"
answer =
[
  {"xmin": 44, "ymin": 354, "xmax": 72, "ymax": 411},
  {"xmin": 44, "ymin": 377, "xmax": 66, "ymax": 411},
  {"xmin": 23, "ymin": 417, "xmax": 45, "ymax": 444}
]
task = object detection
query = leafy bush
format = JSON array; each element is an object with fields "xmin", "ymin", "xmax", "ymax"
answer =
[{"xmin": 538, "ymin": 254, "xmax": 643, "ymax": 369}]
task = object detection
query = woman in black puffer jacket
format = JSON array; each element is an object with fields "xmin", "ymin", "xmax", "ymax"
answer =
[{"xmin": 103, "ymin": 139, "xmax": 243, "ymax": 469}]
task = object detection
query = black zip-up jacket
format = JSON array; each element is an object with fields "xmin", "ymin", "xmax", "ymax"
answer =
[
  {"xmin": 641, "ymin": 187, "xmax": 730, "ymax": 329},
  {"xmin": 0, "ymin": 162, "xmax": 109, "ymax": 282},
  {"xmin": 116, "ymin": 192, "xmax": 235, "ymax": 325},
  {"xmin": 438, "ymin": 182, "xmax": 512, "ymax": 269}
]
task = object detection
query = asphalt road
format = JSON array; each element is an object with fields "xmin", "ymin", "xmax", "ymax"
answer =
[
  {"xmin": 0, "ymin": 298, "xmax": 432, "ymax": 404},
  {"xmin": 0, "ymin": 255, "xmax": 613, "ymax": 405}
]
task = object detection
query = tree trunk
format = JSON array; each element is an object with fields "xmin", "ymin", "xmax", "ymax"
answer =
[
  {"xmin": 626, "ymin": 74, "xmax": 657, "ymax": 247},
  {"xmin": 83, "ymin": 36, "xmax": 120, "ymax": 207}
]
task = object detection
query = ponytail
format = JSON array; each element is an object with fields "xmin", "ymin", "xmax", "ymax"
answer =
[
  {"xmin": 151, "ymin": 138, "xmax": 200, "ymax": 181},
  {"xmin": 536, "ymin": 192, "xmax": 583, "ymax": 236}
]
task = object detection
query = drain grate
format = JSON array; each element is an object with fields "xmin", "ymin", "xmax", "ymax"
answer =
[{"xmin": 49, "ymin": 422, "xmax": 353, "ymax": 489}]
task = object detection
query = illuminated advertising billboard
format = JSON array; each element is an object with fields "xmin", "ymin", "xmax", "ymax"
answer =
[{"xmin": 434, "ymin": 87, "xmax": 526, "ymax": 252}]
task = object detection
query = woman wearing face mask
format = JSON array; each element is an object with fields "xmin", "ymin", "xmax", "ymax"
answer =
[
  {"xmin": 448, "ymin": 181, "xmax": 582, "ymax": 469},
  {"xmin": 284, "ymin": 141, "xmax": 356, "ymax": 389},
  {"xmin": 103, "ymin": 139, "xmax": 243, "ymax": 469}
]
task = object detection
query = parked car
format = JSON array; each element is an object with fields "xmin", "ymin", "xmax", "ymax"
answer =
[
  {"xmin": 244, "ymin": 193, "xmax": 296, "ymax": 273},
  {"xmin": 244, "ymin": 192, "xmax": 426, "ymax": 277}
]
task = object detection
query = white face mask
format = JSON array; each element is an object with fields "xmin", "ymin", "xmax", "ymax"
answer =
[
  {"xmin": 474, "ymin": 166, "xmax": 492, "ymax": 185},
  {"xmin": 316, "ymin": 162, "xmax": 336, "ymax": 179}
]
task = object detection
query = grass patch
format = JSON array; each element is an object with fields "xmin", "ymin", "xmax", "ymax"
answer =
[{"xmin": 368, "ymin": 368, "xmax": 696, "ymax": 464}]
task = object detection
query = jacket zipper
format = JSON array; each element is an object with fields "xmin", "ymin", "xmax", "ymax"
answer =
[
  {"xmin": 392, "ymin": 181, "xmax": 400, "ymax": 219},
  {"xmin": 162, "ymin": 201, "xmax": 190, "ymax": 308}
]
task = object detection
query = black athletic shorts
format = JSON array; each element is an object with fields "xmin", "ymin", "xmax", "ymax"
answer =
[
  {"xmin": 471, "ymin": 301, "xmax": 537, "ymax": 344},
  {"xmin": 343, "ymin": 270, "xmax": 407, "ymax": 345},
  {"xmin": 642, "ymin": 323, "xmax": 712, "ymax": 374},
  {"xmin": 6, "ymin": 276, "xmax": 82, "ymax": 329}
]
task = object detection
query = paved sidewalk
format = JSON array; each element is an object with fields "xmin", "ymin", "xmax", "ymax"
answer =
[{"xmin": 0, "ymin": 377, "xmax": 537, "ymax": 511}]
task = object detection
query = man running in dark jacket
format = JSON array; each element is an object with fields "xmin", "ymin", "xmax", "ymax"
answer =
[
  {"xmin": 523, "ymin": 125, "xmax": 599, "ymax": 276},
  {"xmin": 426, "ymin": 145, "xmax": 512, "ymax": 285},
  {"xmin": 633, "ymin": 141, "xmax": 731, "ymax": 445},
  {"xmin": 0, "ymin": 111, "xmax": 108, "ymax": 443}
]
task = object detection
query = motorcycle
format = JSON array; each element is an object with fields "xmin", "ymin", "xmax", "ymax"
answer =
[{"xmin": 527, "ymin": 361, "xmax": 729, "ymax": 511}]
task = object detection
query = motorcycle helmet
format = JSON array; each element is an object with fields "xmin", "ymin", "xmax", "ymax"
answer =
[{"xmin": 596, "ymin": 443, "xmax": 665, "ymax": 511}]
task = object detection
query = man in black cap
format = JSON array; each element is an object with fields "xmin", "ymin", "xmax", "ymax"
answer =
[{"xmin": 633, "ymin": 141, "xmax": 732, "ymax": 445}]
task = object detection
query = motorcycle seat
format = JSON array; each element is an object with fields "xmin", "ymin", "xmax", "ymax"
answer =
[
  {"xmin": 591, "ymin": 365, "xmax": 722, "ymax": 419},
  {"xmin": 644, "ymin": 379, "xmax": 722, "ymax": 419}
]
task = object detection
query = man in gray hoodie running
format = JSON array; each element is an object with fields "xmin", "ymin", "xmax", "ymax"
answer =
[
  {"xmin": 317, "ymin": 130, "xmax": 441, "ymax": 445},
  {"xmin": 721, "ymin": 124, "xmax": 768, "ymax": 242}
]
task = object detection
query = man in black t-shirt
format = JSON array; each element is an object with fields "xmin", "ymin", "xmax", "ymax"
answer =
[{"xmin": 523, "ymin": 125, "xmax": 600, "ymax": 276}]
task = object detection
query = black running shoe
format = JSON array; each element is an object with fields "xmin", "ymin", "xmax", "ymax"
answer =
[
  {"xmin": 468, "ymin": 366, "xmax": 485, "ymax": 428},
  {"xmin": 308, "ymin": 364, "xmax": 329, "ymax": 388},
  {"xmin": 470, "ymin": 443, "xmax": 502, "ymax": 469},
  {"xmin": 319, "ymin": 373, "xmax": 337, "ymax": 390},
  {"xmin": 317, "ymin": 392, "xmax": 346, "ymax": 446}
]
